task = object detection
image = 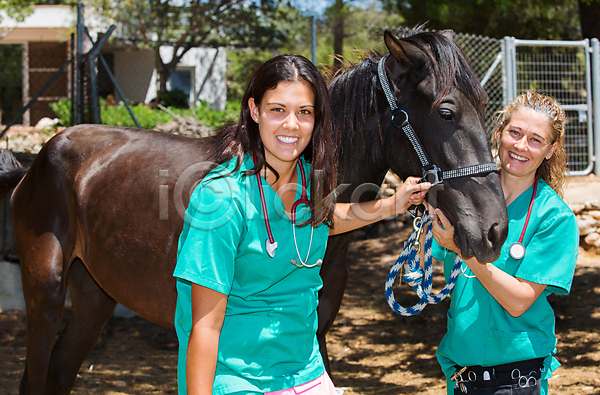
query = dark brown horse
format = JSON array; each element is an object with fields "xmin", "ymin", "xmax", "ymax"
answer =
[{"xmin": 3, "ymin": 30, "xmax": 507, "ymax": 395}]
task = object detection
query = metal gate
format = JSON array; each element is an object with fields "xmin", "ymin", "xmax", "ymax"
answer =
[{"xmin": 503, "ymin": 37, "xmax": 600, "ymax": 176}]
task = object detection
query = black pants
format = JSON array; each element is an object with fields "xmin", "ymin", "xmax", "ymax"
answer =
[{"xmin": 452, "ymin": 358, "xmax": 544, "ymax": 395}]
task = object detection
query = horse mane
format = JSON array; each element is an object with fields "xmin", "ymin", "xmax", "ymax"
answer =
[
  {"xmin": 401, "ymin": 30, "xmax": 488, "ymax": 110},
  {"xmin": 328, "ymin": 50, "xmax": 384, "ymax": 175},
  {"xmin": 328, "ymin": 29, "xmax": 487, "ymax": 174}
]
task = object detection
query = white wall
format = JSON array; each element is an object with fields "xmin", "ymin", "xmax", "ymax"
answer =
[{"xmin": 156, "ymin": 46, "xmax": 227, "ymax": 110}]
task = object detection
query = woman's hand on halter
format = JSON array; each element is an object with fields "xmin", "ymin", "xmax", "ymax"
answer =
[
  {"xmin": 330, "ymin": 177, "xmax": 430, "ymax": 235},
  {"xmin": 394, "ymin": 176, "xmax": 431, "ymax": 214}
]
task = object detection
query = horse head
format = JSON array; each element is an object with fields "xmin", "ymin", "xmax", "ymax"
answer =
[{"xmin": 381, "ymin": 29, "xmax": 508, "ymax": 263}]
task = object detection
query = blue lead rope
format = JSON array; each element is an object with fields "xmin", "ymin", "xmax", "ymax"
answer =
[{"xmin": 385, "ymin": 212, "xmax": 463, "ymax": 316}]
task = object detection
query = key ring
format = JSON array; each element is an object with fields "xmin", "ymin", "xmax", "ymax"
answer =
[
  {"xmin": 467, "ymin": 371, "xmax": 476, "ymax": 382},
  {"xmin": 519, "ymin": 375, "xmax": 537, "ymax": 388},
  {"xmin": 512, "ymin": 368, "xmax": 538, "ymax": 388},
  {"xmin": 511, "ymin": 369, "xmax": 521, "ymax": 380}
]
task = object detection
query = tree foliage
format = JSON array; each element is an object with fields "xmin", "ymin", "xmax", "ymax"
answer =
[
  {"xmin": 577, "ymin": 0, "xmax": 600, "ymax": 39},
  {"xmin": 88, "ymin": 0, "xmax": 292, "ymax": 93},
  {"xmin": 0, "ymin": 0, "xmax": 36, "ymax": 22},
  {"xmin": 0, "ymin": 0, "xmax": 79, "ymax": 23},
  {"xmin": 318, "ymin": 1, "xmax": 403, "ymax": 70},
  {"xmin": 382, "ymin": 0, "xmax": 581, "ymax": 40}
]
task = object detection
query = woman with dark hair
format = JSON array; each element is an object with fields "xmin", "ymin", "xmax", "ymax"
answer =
[
  {"xmin": 173, "ymin": 54, "xmax": 431, "ymax": 395},
  {"xmin": 428, "ymin": 91, "xmax": 578, "ymax": 395}
]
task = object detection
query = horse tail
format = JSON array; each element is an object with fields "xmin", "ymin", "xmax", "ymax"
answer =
[{"xmin": 0, "ymin": 149, "xmax": 28, "ymax": 201}]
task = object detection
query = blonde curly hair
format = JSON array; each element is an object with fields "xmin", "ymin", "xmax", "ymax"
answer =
[{"xmin": 491, "ymin": 90, "xmax": 568, "ymax": 197}]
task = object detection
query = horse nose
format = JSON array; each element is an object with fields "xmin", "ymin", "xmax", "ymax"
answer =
[{"xmin": 487, "ymin": 222, "xmax": 505, "ymax": 250}]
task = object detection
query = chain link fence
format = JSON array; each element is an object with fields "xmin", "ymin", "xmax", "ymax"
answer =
[
  {"xmin": 0, "ymin": 43, "xmax": 72, "ymax": 129},
  {"xmin": 0, "ymin": 44, "xmax": 24, "ymax": 127},
  {"xmin": 454, "ymin": 33, "xmax": 504, "ymax": 133}
]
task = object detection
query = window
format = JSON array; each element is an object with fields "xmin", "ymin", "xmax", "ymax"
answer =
[{"xmin": 169, "ymin": 68, "xmax": 193, "ymax": 102}]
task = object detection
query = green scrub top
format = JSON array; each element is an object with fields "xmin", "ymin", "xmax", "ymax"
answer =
[
  {"xmin": 433, "ymin": 178, "xmax": 579, "ymax": 391},
  {"xmin": 173, "ymin": 153, "xmax": 329, "ymax": 394}
]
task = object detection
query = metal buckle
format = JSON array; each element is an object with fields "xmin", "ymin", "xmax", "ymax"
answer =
[
  {"xmin": 390, "ymin": 109, "xmax": 408, "ymax": 129},
  {"xmin": 422, "ymin": 165, "xmax": 443, "ymax": 185}
]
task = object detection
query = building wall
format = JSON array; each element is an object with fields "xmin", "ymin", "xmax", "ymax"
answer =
[
  {"xmin": 110, "ymin": 46, "xmax": 227, "ymax": 111},
  {"xmin": 112, "ymin": 48, "xmax": 156, "ymax": 105},
  {"xmin": 153, "ymin": 46, "xmax": 227, "ymax": 110}
]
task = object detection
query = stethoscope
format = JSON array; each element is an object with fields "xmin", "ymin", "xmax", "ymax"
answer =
[
  {"xmin": 255, "ymin": 160, "xmax": 322, "ymax": 268},
  {"xmin": 462, "ymin": 177, "xmax": 538, "ymax": 277},
  {"xmin": 508, "ymin": 177, "xmax": 538, "ymax": 260}
]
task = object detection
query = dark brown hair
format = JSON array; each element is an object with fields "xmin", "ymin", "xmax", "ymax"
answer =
[{"xmin": 208, "ymin": 55, "xmax": 337, "ymax": 227}]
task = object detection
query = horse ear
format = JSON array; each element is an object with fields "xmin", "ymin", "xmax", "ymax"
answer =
[
  {"xmin": 383, "ymin": 30, "xmax": 427, "ymax": 72},
  {"xmin": 440, "ymin": 29, "xmax": 455, "ymax": 41}
]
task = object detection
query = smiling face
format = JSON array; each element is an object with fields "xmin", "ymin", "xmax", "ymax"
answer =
[
  {"xmin": 497, "ymin": 107, "xmax": 557, "ymax": 182},
  {"xmin": 248, "ymin": 81, "xmax": 315, "ymax": 172}
]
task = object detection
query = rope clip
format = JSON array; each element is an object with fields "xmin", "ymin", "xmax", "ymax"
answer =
[{"xmin": 412, "ymin": 215, "xmax": 425, "ymax": 252}]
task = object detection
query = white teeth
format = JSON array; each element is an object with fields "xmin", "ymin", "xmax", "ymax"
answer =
[
  {"xmin": 277, "ymin": 136, "xmax": 299, "ymax": 144},
  {"xmin": 509, "ymin": 152, "xmax": 528, "ymax": 161}
]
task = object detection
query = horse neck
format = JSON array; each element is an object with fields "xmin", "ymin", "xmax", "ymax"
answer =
[
  {"xmin": 330, "ymin": 55, "xmax": 394, "ymax": 201},
  {"xmin": 338, "ymin": 141, "xmax": 388, "ymax": 187},
  {"xmin": 335, "ymin": 111, "xmax": 401, "ymax": 203}
]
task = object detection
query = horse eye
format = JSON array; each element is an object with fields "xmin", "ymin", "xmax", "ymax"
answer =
[{"xmin": 439, "ymin": 109, "xmax": 453, "ymax": 121}]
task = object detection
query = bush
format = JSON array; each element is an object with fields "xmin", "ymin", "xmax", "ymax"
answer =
[
  {"xmin": 158, "ymin": 89, "xmax": 189, "ymax": 109},
  {"xmin": 50, "ymin": 98, "xmax": 240, "ymax": 131},
  {"xmin": 48, "ymin": 98, "xmax": 72, "ymax": 127}
]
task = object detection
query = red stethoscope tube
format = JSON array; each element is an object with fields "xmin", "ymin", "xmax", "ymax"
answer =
[
  {"xmin": 256, "ymin": 159, "xmax": 309, "ymax": 259},
  {"xmin": 508, "ymin": 177, "xmax": 538, "ymax": 260}
]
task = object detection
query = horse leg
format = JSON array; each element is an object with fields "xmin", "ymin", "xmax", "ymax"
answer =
[
  {"xmin": 45, "ymin": 259, "xmax": 117, "ymax": 395},
  {"xmin": 317, "ymin": 233, "xmax": 353, "ymax": 376},
  {"xmin": 18, "ymin": 234, "xmax": 70, "ymax": 395}
]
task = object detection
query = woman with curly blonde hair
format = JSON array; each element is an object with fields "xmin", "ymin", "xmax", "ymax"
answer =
[
  {"xmin": 491, "ymin": 90, "xmax": 568, "ymax": 197},
  {"xmin": 428, "ymin": 91, "xmax": 578, "ymax": 394}
]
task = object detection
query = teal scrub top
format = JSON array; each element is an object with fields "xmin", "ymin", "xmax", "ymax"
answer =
[
  {"xmin": 173, "ymin": 153, "xmax": 329, "ymax": 394},
  {"xmin": 433, "ymin": 178, "xmax": 579, "ymax": 385}
]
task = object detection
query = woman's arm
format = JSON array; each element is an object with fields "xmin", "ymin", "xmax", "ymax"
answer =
[
  {"xmin": 330, "ymin": 176, "xmax": 430, "ymax": 235},
  {"xmin": 429, "ymin": 206, "xmax": 546, "ymax": 317},
  {"xmin": 187, "ymin": 283, "xmax": 228, "ymax": 395}
]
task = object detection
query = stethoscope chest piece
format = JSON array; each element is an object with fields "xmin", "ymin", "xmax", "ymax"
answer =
[
  {"xmin": 508, "ymin": 177, "xmax": 538, "ymax": 261},
  {"xmin": 266, "ymin": 239, "xmax": 278, "ymax": 258},
  {"xmin": 509, "ymin": 242, "xmax": 526, "ymax": 260}
]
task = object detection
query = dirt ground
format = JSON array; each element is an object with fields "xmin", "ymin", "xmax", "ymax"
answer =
[{"xmin": 1, "ymin": 217, "xmax": 599, "ymax": 395}]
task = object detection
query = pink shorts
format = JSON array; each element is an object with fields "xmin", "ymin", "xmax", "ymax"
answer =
[{"xmin": 265, "ymin": 372, "xmax": 339, "ymax": 395}]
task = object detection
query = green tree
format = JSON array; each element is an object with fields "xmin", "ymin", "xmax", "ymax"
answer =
[
  {"xmin": 478, "ymin": 0, "xmax": 600, "ymax": 39},
  {"xmin": 477, "ymin": 0, "xmax": 600, "ymax": 39},
  {"xmin": 382, "ymin": 0, "xmax": 581, "ymax": 40},
  {"xmin": 0, "ymin": 0, "xmax": 79, "ymax": 23},
  {"xmin": 88, "ymin": 0, "xmax": 291, "ymax": 95},
  {"xmin": 318, "ymin": 1, "xmax": 403, "ymax": 70},
  {"xmin": 576, "ymin": 0, "xmax": 600, "ymax": 39},
  {"xmin": 0, "ymin": 0, "xmax": 36, "ymax": 23},
  {"xmin": 330, "ymin": 0, "xmax": 347, "ymax": 69}
]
